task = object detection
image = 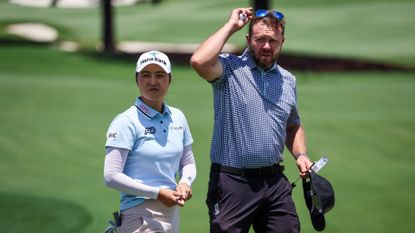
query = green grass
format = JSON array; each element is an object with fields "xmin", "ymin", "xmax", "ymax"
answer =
[
  {"xmin": 1, "ymin": 0, "xmax": 415, "ymax": 232},
  {"xmin": 0, "ymin": 0, "xmax": 415, "ymax": 66},
  {"xmin": 1, "ymin": 45, "xmax": 415, "ymax": 233},
  {"xmin": 0, "ymin": 192, "xmax": 91, "ymax": 233}
]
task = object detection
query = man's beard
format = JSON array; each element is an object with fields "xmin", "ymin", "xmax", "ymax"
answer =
[{"xmin": 248, "ymin": 45, "xmax": 279, "ymax": 70}]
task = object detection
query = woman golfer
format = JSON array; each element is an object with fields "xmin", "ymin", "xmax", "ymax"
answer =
[{"xmin": 104, "ymin": 50, "xmax": 196, "ymax": 233}]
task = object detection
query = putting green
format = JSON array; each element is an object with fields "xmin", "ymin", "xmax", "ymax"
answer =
[{"xmin": 0, "ymin": 192, "xmax": 92, "ymax": 233}]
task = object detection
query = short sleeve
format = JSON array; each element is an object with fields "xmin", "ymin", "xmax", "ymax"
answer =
[
  {"xmin": 182, "ymin": 113, "xmax": 193, "ymax": 147},
  {"xmin": 105, "ymin": 114, "xmax": 135, "ymax": 150},
  {"xmin": 209, "ymin": 53, "xmax": 231, "ymax": 89},
  {"xmin": 287, "ymin": 85, "xmax": 301, "ymax": 126}
]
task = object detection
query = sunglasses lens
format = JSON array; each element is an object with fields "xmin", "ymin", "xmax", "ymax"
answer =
[
  {"xmin": 255, "ymin": 9, "xmax": 284, "ymax": 20},
  {"xmin": 274, "ymin": 11, "xmax": 284, "ymax": 20},
  {"xmin": 255, "ymin": 9, "xmax": 268, "ymax": 17}
]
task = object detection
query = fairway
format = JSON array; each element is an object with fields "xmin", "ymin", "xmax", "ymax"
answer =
[
  {"xmin": 1, "ymin": 0, "xmax": 415, "ymax": 232},
  {"xmin": 1, "ymin": 0, "xmax": 415, "ymax": 66},
  {"xmin": 1, "ymin": 45, "xmax": 415, "ymax": 233},
  {"xmin": 0, "ymin": 192, "xmax": 91, "ymax": 233}
]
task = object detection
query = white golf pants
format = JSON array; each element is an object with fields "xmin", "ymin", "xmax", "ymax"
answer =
[{"xmin": 117, "ymin": 200, "xmax": 179, "ymax": 233}]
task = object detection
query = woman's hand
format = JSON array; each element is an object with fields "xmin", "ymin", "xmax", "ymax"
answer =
[
  {"xmin": 176, "ymin": 182, "xmax": 193, "ymax": 202},
  {"xmin": 157, "ymin": 188, "xmax": 185, "ymax": 207}
]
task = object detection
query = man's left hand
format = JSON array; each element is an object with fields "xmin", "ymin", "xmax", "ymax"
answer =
[{"xmin": 296, "ymin": 154, "xmax": 313, "ymax": 178}]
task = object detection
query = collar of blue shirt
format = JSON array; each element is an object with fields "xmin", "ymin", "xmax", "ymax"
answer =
[{"xmin": 134, "ymin": 97, "xmax": 171, "ymax": 119}]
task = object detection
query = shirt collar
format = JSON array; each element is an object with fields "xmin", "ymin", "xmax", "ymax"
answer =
[
  {"xmin": 241, "ymin": 48, "xmax": 278, "ymax": 72},
  {"xmin": 134, "ymin": 97, "xmax": 171, "ymax": 119}
]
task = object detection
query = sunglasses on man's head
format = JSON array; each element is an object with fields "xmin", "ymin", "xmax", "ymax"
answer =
[{"xmin": 255, "ymin": 9, "xmax": 284, "ymax": 21}]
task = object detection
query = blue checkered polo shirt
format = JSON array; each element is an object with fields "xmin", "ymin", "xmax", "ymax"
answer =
[{"xmin": 209, "ymin": 49, "xmax": 301, "ymax": 168}]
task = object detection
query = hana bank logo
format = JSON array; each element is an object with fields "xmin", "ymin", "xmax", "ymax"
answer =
[{"xmin": 140, "ymin": 51, "xmax": 167, "ymax": 66}]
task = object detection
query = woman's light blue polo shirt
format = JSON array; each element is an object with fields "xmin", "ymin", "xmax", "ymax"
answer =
[{"xmin": 105, "ymin": 97, "xmax": 193, "ymax": 210}]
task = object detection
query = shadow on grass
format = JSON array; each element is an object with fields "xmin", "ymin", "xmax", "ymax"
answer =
[
  {"xmin": 0, "ymin": 192, "xmax": 92, "ymax": 233},
  {"xmin": 1, "ymin": 36, "xmax": 414, "ymax": 72},
  {"xmin": 81, "ymin": 46, "xmax": 415, "ymax": 72}
]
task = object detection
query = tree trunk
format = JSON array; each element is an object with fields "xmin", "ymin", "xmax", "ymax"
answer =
[
  {"xmin": 51, "ymin": 0, "xmax": 59, "ymax": 7},
  {"xmin": 102, "ymin": 0, "xmax": 115, "ymax": 54},
  {"xmin": 252, "ymin": 0, "xmax": 270, "ymax": 11}
]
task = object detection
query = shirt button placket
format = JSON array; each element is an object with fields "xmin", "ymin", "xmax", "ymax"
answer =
[{"xmin": 161, "ymin": 120, "xmax": 166, "ymax": 133}]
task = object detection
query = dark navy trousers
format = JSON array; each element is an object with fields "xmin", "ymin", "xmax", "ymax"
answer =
[{"xmin": 206, "ymin": 165, "xmax": 300, "ymax": 233}]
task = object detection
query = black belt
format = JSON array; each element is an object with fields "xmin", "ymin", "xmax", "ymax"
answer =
[{"xmin": 211, "ymin": 163, "xmax": 284, "ymax": 177}]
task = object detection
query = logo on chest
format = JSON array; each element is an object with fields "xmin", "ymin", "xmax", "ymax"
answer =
[
  {"xmin": 144, "ymin": 127, "xmax": 156, "ymax": 135},
  {"xmin": 170, "ymin": 126, "xmax": 183, "ymax": 131}
]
